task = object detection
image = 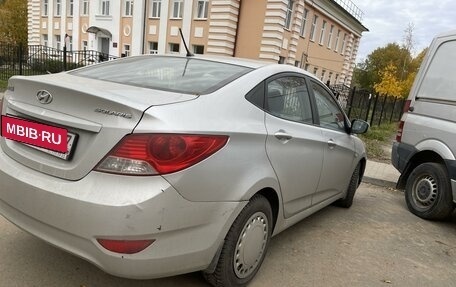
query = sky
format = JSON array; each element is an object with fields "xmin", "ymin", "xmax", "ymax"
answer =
[{"xmin": 354, "ymin": 0, "xmax": 456, "ymax": 62}]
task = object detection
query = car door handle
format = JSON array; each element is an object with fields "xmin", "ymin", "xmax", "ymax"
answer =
[
  {"xmin": 327, "ymin": 139, "xmax": 337, "ymax": 149},
  {"xmin": 274, "ymin": 131, "xmax": 293, "ymax": 141}
]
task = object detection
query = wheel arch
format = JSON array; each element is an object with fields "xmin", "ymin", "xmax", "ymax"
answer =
[{"xmin": 397, "ymin": 150, "xmax": 446, "ymax": 189}]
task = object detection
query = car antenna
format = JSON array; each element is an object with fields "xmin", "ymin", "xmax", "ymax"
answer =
[{"xmin": 179, "ymin": 28, "xmax": 194, "ymax": 57}]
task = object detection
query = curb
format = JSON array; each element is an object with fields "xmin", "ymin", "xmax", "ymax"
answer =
[{"xmin": 362, "ymin": 176, "xmax": 397, "ymax": 189}]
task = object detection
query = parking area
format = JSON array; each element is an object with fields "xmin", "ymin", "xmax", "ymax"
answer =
[{"xmin": 1, "ymin": 183, "xmax": 455, "ymax": 287}]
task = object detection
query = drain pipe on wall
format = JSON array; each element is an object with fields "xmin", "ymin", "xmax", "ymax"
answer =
[{"xmin": 232, "ymin": 0, "xmax": 243, "ymax": 57}]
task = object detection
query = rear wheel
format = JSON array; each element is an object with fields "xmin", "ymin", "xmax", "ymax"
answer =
[
  {"xmin": 405, "ymin": 162, "xmax": 454, "ymax": 220},
  {"xmin": 203, "ymin": 195, "xmax": 272, "ymax": 287}
]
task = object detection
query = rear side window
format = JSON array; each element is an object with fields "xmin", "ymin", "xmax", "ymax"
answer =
[
  {"xmin": 70, "ymin": 56, "xmax": 253, "ymax": 95},
  {"xmin": 418, "ymin": 40, "xmax": 456, "ymax": 101}
]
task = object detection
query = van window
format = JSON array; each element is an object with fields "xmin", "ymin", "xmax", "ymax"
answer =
[{"xmin": 418, "ymin": 40, "xmax": 456, "ymax": 101}]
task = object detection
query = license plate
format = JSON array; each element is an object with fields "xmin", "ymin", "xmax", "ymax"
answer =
[{"xmin": 1, "ymin": 115, "xmax": 77, "ymax": 160}]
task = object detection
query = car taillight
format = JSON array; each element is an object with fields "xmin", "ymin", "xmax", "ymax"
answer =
[
  {"xmin": 97, "ymin": 239, "xmax": 155, "ymax": 254},
  {"xmin": 402, "ymin": 99, "xmax": 412, "ymax": 113},
  {"xmin": 95, "ymin": 134, "xmax": 229, "ymax": 175},
  {"xmin": 396, "ymin": 121, "xmax": 404, "ymax": 142}
]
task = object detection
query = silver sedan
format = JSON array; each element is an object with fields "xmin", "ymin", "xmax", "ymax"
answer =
[{"xmin": 0, "ymin": 55, "xmax": 368, "ymax": 287}]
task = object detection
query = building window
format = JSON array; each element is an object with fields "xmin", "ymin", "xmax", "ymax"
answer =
[
  {"xmin": 300, "ymin": 8, "xmax": 308, "ymax": 37},
  {"xmin": 149, "ymin": 41, "xmax": 158, "ymax": 54},
  {"xmin": 278, "ymin": 56, "xmax": 285, "ymax": 64},
  {"xmin": 123, "ymin": 44, "xmax": 131, "ymax": 57},
  {"xmin": 327, "ymin": 25, "xmax": 334, "ymax": 48},
  {"xmin": 82, "ymin": 40, "xmax": 88, "ymax": 50},
  {"xmin": 171, "ymin": 0, "xmax": 183, "ymax": 18},
  {"xmin": 65, "ymin": 35, "xmax": 73, "ymax": 51},
  {"xmin": 169, "ymin": 43, "xmax": 180, "ymax": 53},
  {"xmin": 81, "ymin": 0, "xmax": 89, "ymax": 15},
  {"xmin": 42, "ymin": 34, "xmax": 48, "ymax": 46},
  {"xmin": 193, "ymin": 45, "xmax": 204, "ymax": 54},
  {"xmin": 321, "ymin": 70, "xmax": 326, "ymax": 82},
  {"xmin": 123, "ymin": 0, "xmax": 133, "ymax": 16},
  {"xmin": 335, "ymin": 74, "xmax": 339, "ymax": 84},
  {"xmin": 294, "ymin": 61, "xmax": 300, "ymax": 67},
  {"xmin": 319, "ymin": 20, "xmax": 326, "ymax": 45},
  {"xmin": 334, "ymin": 29, "xmax": 340, "ymax": 51},
  {"xmin": 55, "ymin": 35, "xmax": 61, "ymax": 50},
  {"xmin": 195, "ymin": 0, "xmax": 209, "ymax": 19},
  {"xmin": 150, "ymin": 0, "xmax": 161, "ymax": 18},
  {"xmin": 328, "ymin": 72, "xmax": 333, "ymax": 84},
  {"xmin": 309, "ymin": 15, "xmax": 318, "ymax": 42},
  {"xmin": 304, "ymin": 63, "xmax": 309, "ymax": 71},
  {"xmin": 100, "ymin": 0, "xmax": 110, "ymax": 16},
  {"xmin": 284, "ymin": 0, "xmax": 294, "ymax": 29},
  {"xmin": 67, "ymin": 0, "xmax": 74, "ymax": 16},
  {"xmin": 42, "ymin": 0, "xmax": 49, "ymax": 16},
  {"xmin": 300, "ymin": 53, "xmax": 307, "ymax": 68},
  {"xmin": 340, "ymin": 33, "xmax": 347, "ymax": 54},
  {"xmin": 313, "ymin": 67, "xmax": 318, "ymax": 76},
  {"xmin": 55, "ymin": 0, "xmax": 61, "ymax": 16}
]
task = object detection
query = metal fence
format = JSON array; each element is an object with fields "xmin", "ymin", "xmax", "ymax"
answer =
[{"xmin": 0, "ymin": 44, "xmax": 117, "ymax": 81}]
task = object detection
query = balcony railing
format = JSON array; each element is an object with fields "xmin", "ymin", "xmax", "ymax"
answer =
[{"xmin": 333, "ymin": 0, "xmax": 364, "ymax": 22}]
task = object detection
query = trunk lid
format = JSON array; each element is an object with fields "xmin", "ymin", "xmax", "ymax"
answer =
[{"xmin": 1, "ymin": 73, "xmax": 197, "ymax": 180}]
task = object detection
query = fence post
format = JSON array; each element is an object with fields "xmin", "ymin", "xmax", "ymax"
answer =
[
  {"xmin": 369, "ymin": 93, "xmax": 379, "ymax": 126},
  {"xmin": 377, "ymin": 94, "xmax": 388, "ymax": 126},
  {"xmin": 389, "ymin": 96, "xmax": 397, "ymax": 122},
  {"xmin": 18, "ymin": 44, "xmax": 23, "ymax": 75},
  {"xmin": 347, "ymin": 86, "xmax": 356, "ymax": 119},
  {"xmin": 63, "ymin": 46, "xmax": 67, "ymax": 71}
]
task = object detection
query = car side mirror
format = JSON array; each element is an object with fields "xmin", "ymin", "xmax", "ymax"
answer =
[{"xmin": 350, "ymin": 119, "xmax": 369, "ymax": 134}]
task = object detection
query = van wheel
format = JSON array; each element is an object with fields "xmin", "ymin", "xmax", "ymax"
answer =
[
  {"xmin": 203, "ymin": 195, "xmax": 272, "ymax": 287},
  {"xmin": 334, "ymin": 163, "xmax": 360, "ymax": 208},
  {"xmin": 405, "ymin": 163, "xmax": 454, "ymax": 220}
]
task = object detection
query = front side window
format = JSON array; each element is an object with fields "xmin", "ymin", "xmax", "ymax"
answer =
[
  {"xmin": 312, "ymin": 81, "xmax": 346, "ymax": 132},
  {"xmin": 309, "ymin": 15, "xmax": 318, "ymax": 41},
  {"xmin": 284, "ymin": 0, "xmax": 294, "ymax": 29},
  {"xmin": 266, "ymin": 76, "xmax": 313, "ymax": 124},
  {"xmin": 42, "ymin": 0, "xmax": 49, "ymax": 16},
  {"xmin": 124, "ymin": 0, "xmax": 133, "ymax": 16},
  {"xmin": 100, "ymin": 0, "xmax": 110, "ymax": 16},
  {"xmin": 171, "ymin": 0, "xmax": 183, "ymax": 18},
  {"xmin": 55, "ymin": 0, "xmax": 61, "ymax": 16},
  {"xmin": 195, "ymin": 0, "xmax": 208, "ymax": 19},
  {"xmin": 70, "ymin": 57, "xmax": 253, "ymax": 95},
  {"xmin": 150, "ymin": 0, "xmax": 161, "ymax": 18}
]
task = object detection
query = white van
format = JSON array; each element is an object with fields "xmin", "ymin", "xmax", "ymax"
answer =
[{"xmin": 392, "ymin": 30, "xmax": 456, "ymax": 220}]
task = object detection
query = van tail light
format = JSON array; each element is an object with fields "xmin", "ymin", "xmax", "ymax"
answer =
[
  {"xmin": 396, "ymin": 121, "xmax": 404, "ymax": 142},
  {"xmin": 97, "ymin": 239, "xmax": 155, "ymax": 254},
  {"xmin": 95, "ymin": 134, "xmax": 229, "ymax": 175},
  {"xmin": 403, "ymin": 99, "xmax": 412, "ymax": 113}
]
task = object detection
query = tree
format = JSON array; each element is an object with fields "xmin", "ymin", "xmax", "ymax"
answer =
[
  {"xmin": 0, "ymin": 0, "xmax": 27, "ymax": 45},
  {"xmin": 374, "ymin": 62, "xmax": 403, "ymax": 96}
]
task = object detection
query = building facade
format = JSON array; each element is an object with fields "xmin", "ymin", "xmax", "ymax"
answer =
[{"xmin": 28, "ymin": 0, "xmax": 367, "ymax": 86}]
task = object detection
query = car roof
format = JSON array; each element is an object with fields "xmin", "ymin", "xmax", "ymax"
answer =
[{"xmin": 435, "ymin": 29, "xmax": 456, "ymax": 39}]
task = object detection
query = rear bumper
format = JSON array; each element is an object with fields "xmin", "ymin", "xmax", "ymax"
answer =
[
  {"xmin": 0, "ymin": 147, "xmax": 245, "ymax": 279},
  {"xmin": 391, "ymin": 142, "xmax": 417, "ymax": 173}
]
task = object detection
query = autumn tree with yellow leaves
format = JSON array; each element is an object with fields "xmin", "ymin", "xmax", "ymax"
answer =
[{"xmin": 0, "ymin": 0, "xmax": 28, "ymax": 45}]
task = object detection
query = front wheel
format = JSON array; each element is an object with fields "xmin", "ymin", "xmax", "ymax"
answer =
[
  {"xmin": 405, "ymin": 162, "xmax": 454, "ymax": 220},
  {"xmin": 334, "ymin": 163, "xmax": 360, "ymax": 208},
  {"xmin": 203, "ymin": 194, "xmax": 272, "ymax": 287}
]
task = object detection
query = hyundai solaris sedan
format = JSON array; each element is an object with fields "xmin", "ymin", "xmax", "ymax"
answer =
[{"xmin": 0, "ymin": 55, "xmax": 368, "ymax": 286}]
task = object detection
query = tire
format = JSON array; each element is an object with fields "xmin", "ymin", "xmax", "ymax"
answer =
[
  {"xmin": 334, "ymin": 163, "xmax": 360, "ymax": 208},
  {"xmin": 203, "ymin": 195, "xmax": 273, "ymax": 287},
  {"xmin": 405, "ymin": 162, "xmax": 454, "ymax": 220}
]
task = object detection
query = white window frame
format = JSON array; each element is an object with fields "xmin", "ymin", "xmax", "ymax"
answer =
[
  {"xmin": 55, "ymin": 0, "xmax": 61, "ymax": 16},
  {"xmin": 334, "ymin": 29, "xmax": 340, "ymax": 51},
  {"xmin": 319, "ymin": 20, "xmax": 326, "ymax": 45},
  {"xmin": 42, "ymin": 0, "xmax": 49, "ymax": 16},
  {"xmin": 171, "ymin": 0, "xmax": 183, "ymax": 19},
  {"xmin": 300, "ymin": 9, "xmax": 308, "ymax": 37},
  {"xmin": 124, "ymin": 44, "xmax": 131, "ymax": 57},
  {"xmin": 42, "ymin": 34, "xmax": 48, "ymax": 46},
  {"xmin": 327, "ymin": 25, "xmax": 334, "ymax": 48},
  {"xmin": 124, "ymin": 0, "xmax": 133, "ymax": 16},
  {"xmin": 149, "ymin": 41, "xmax": 158, "ymax": 54},
  {"xmin": 309, "ymin": 15, "xmax": 318, "ymax": 42},
  {"xmin": 68, "ymin": 0, "xmax": 74, "ymax": 16},
  {"xmin": 81, "ymin": 0, "xmax": 89, "ymax": 15},
  {"xmin": 340, "ymin": 33, "xmax": 347, "ymax": 54},
  {"xmin": 100, "ymin": 0, "xmax": 111, "ymax": 16},
  {"xmin": 284, "ymin": 0, "xmax": 294, "ymax": 30},
  {"xmin": 55, "ymin": 35, "xmax": 61, "ymax": 50},
  {"xmin": 195, "ymin": 0, "xmax": 209, "ymax": 19},
  {"xmin": 150, "ymin": 0, "xmax": 161, "ymax": 18}
]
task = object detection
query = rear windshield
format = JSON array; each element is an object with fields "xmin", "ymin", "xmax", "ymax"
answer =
[{"xmin": 70, "ymin": 56, "xmax": 253, "ymax": 95}]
